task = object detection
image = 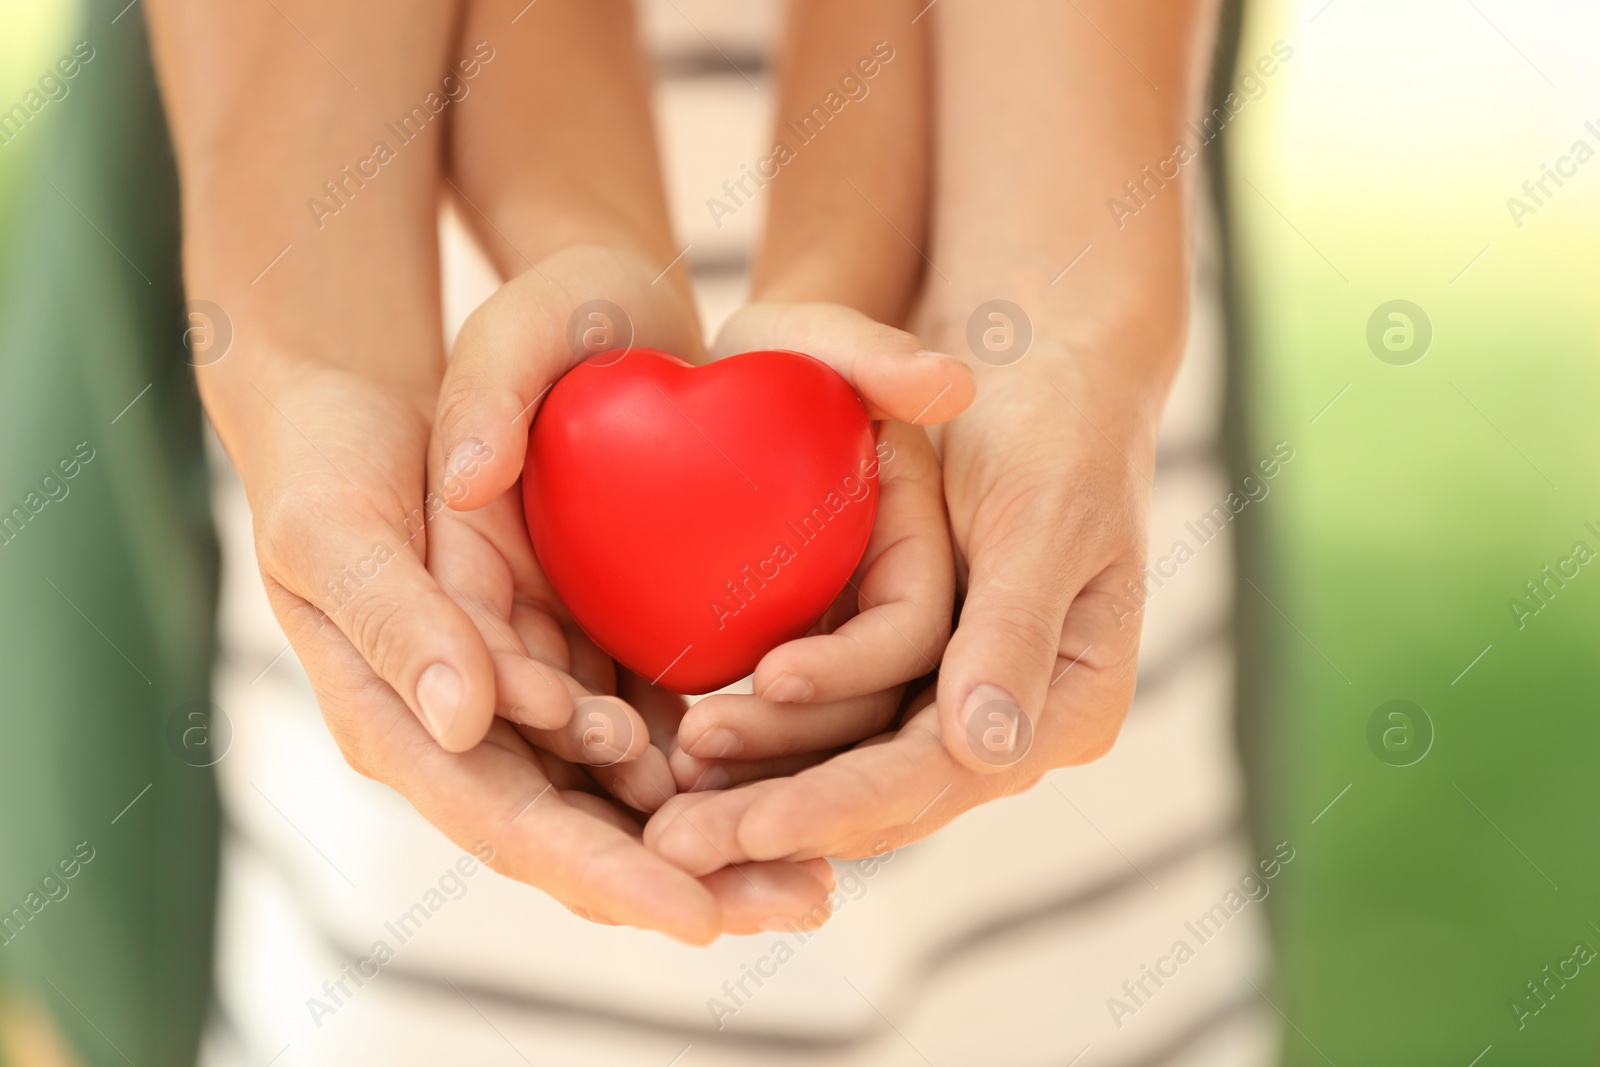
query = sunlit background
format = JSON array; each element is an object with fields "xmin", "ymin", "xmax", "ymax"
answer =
[{"xmin": 3, "ymin": 0, "xmax": 1598, "ymax": 1064}]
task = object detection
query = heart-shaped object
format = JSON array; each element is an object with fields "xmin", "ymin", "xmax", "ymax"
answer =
[{"xmin": 524, "ymin": 348, "xmax": 880, "ymax": 694}]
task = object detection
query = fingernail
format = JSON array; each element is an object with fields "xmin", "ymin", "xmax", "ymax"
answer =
[
  {"xmin": 961, "ymin": 683, "xmax": 1033, "ymax": 768},
  {"xmin": 804, "ymin": 859, "xmax": 838, "ymax": 892},
  {"xmin": 761, "ymin": 673, "xmax": 813, "ymax": 703},
  {"xmin": 416, "ymin": 662, "xmax": 464, "ymax": 741},
  {"xmin": 612, "ymin": 779, "xmax": 640, "ymax": 810},
  {"xmin": 688, "ymin": 727, "xmax": 743, "ymax": 760},
  {"xmin": 914, "ymin": 348, "xmax": 959, "ymax": 361},
  {"xmin": 690, "ymin": 766, "xmax": 732, "ymax": 793},
  {"xmin": 445, "ymin": 438, "xmax": 486, "ymax": 478}
]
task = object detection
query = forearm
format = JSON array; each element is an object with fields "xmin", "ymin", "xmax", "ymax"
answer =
[
  {"xmin": 146, "ymin": 0, "xmax": 460, "ymax": 460},
  {"xmin": 749, "ymin": 0, "xmax": 930, "ymax": 326},
  {"xmin": 449, "ymin": 0, "xmax": 690, "ymax": 307},
  {"xmin": 928, "ymin": 0, "xmax": 1220, "ymax": 423}
]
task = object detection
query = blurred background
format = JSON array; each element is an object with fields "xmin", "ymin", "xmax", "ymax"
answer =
[{"xmin": 2, "ymin": 0, "xmax": 1598, "ymax": 1064}]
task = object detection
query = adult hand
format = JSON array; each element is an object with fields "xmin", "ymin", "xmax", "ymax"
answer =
[
  {"xmin": 150, "ymin": 0, "xmax": 843, "ymax": 941},
  {"xmin": 923, "ymin": 336, "xmax": 1158, "ymax": 775},
  {"xmin": 228, "ymin": 352, "xmax": 833, "ymax": 941},
  {"xmin": 428, "ymin": 243, "xmax": 708, "ymax": 812},
  {"xmin": 644, "ymin": 332, "xmax": 1164, "ymax": 869},
  {"xmin": 639, "ymin": 0, "xmax": 1194, "ymax": 860}
]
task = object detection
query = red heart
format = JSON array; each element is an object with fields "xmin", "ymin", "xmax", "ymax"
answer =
[{"xmin": 523, "ymin": 348, "xmax": 880, "ymax": 694}]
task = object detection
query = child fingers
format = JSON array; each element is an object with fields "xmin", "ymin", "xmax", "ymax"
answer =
[
  {"xmin": 677, "ymin": 688, "xmax": 902, "ymax": 763},
  {"xmin": 712, "ymin": 302, "xmax": 974, "ymax": 424},
  {"xmin": 436, "ymin": 245, "xmax": 706, "ymax": 512},
  {"xmin": 515, "ymin": 693, "xmax": 652, "ymax": 767},
  {"xmin": 588, "ymin": 745, "xmax": 679, "ymax": 814},
  {"xmin": 669, "ymin": 746, "xmax": 834, "ymax": 794},
  {"xmin": 752, "ymin": 421, "xmax": 953, "ymax": 704}
]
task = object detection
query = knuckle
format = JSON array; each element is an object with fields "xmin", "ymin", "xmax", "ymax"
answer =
[
  {"xmin": 770, "ymin": 300, "xmax": 820, "ymax": 341},
  {"xmin": 1067, "ymin": 724, "xmax": 1121, "ymax": 766},
  {"xmin": 345, "ymin": 589, "xmax": 411, "ymax": 682},
  {"xmin": 975, "ymin": 599, "xmax": 1064, "ymax": 662},
  {"xmin": 254, "ymin": 482, "xmax": 339, "ymax": 572},
  {"xmin": 333, "ymin": 732, "xmax": 377, "ymax": 780},
  {"xmin": 1048, "ymin": 680, "xmax": 1134, "ymax": 768},
  {"xmin": 434, "ymin": 374, "xmax": 501, "ymax": 438}
]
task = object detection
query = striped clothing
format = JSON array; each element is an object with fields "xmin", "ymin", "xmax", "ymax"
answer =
[{"xmin": 201, "ymin": 4, "xmax": 1273, "ymax": 1064}]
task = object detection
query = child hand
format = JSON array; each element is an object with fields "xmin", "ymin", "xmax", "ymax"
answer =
[
  {"xmin": 668, "ymin": 302, "xmax": 973, "ymax": 791},
  {"xmin": 427, "ymin": 243, "xmax": 708, "ymax": 814}
]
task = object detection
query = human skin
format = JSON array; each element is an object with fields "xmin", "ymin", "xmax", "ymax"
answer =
[
  {"xmin": 429, "ymin": 1, "xmax": 978, "ymax": 801},
  {"xmin": 648, "ymin": 0, "xmax": 1220, "ymax": 871},
  {"xmin": 665, "ymin": 0, "xmax": 944, "ymax": 790},
  {"xmin": 144, "ymin": 0, "xmax": 842, "ymax": 941}
]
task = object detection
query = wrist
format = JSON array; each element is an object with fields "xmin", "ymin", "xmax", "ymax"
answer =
[
  {"xmin": 196, "ymin": 345, "xmax": 431, "ymax": 483},
  {"xmin": 179, "ymin": 205, "xmax": 447, "ymax": 438},
  {"xmin": 918, "ymin": 281, "xmax": 1185, "ymax": 449},
  {"xmin": 918, "ymin": 238, "xmax": 1185, "ymax": 478},
  {"xmin": 964, "ymin": 346, "xmax": 1165, "ymax": 466}
]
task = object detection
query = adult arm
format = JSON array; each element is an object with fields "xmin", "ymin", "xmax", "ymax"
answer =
[{"xmin": 649, "ymin": 0, "xmax": 1222, "ymax": 869}]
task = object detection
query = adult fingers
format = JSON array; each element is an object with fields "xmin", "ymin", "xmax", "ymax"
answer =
[
  {"xmin": 663, "ymin": 698, "xmax": 1031, "ymax": 876},
  {"xmin": 648, "ymin": 694, "xmax": 1039, "ymax": 875},
  {"xmin": 645, "ymin": 787, "xmax": 780, "ymax": 877},
  {"xmin": 669, "ymin": 745, "xmax": 835, "ymax": 794},
  {"xmin": 426, "ymin": 489, "xmax": 576, "ymax": 731},
  {"xmin": 588, "ymin": 745, "xmax": 678, "ymax": 815},
  {"xmin": 712, "ymin": 302, "xmax": 974, "ymax": 425},
  {"xmin": 259, "ymin": 474, "xmax": 496, "ymax": 753},
  {"xmin": 732, "ymin": 708, "xmax": 977, "ymax": 862},
  {"xmin": 645, "ymin": 701, "xmax": 976, "ymax": 873},
  {"xmin": 434, "ymin": 244, "xmax": 705, "ymax": 511},
  {"xmin": 529, "ymin": 746, "xmax": 834, "ymax": 932},
  {"xmin": 705, "ymin": 859, "xmax": 836, "ymax": 936},
  {"xmin": 277, "ymin": 613, "xmax": 723, "ymax": 943},
  {"xmin": 933, "ymin": 478, "xmax": 1085, "ymax": 775}
]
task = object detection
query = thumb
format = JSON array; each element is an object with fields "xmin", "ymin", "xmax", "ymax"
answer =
[
  {"xmin": 260, "ymin": 484, "xmax": 498, "ymax": 753},
  {"xmin": 713, "ymin": 302, "xmax": 975, "ymax": 425},
  {"xmin": 935, "ymin": 497, "xmax": 1078, "ymax": 774},
  {"xmin": 434, "ymin": 245, "xmax": 705, "ymax": 512}
]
